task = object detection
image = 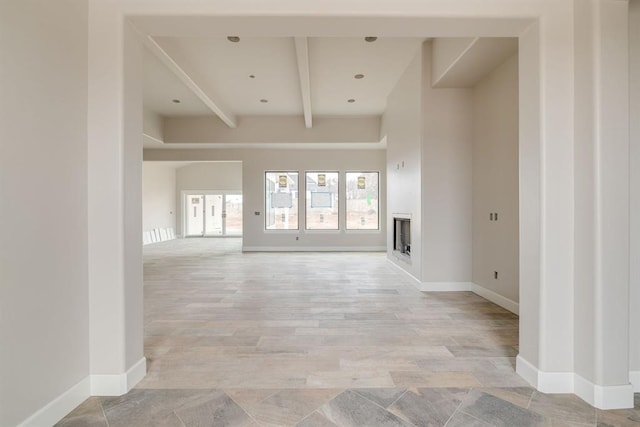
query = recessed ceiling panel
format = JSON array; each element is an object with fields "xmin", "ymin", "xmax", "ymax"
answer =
[
  {"xmin": 309, "ymin": 37, "xmax": 424, "ymax": 116},
  {"xmin": 154, "ymin": 36, "xmax": 303, "ymax": 116},
  {"xmin": 142, "ymin": 48, "xmax": 212, "ymax": 117}
]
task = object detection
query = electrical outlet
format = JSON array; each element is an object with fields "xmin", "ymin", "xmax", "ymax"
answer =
[
  {"xmin": 296, "ymin": 236, "xmax": 299, "ymax": 241},
  {"xmin": 494, "ymin": 271, "xmax": 498, "ymax": 279}
]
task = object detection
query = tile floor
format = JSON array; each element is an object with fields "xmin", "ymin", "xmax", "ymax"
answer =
[{"xmin": 57, "ymin": 238, "xmax": 640, "ymax": 426}]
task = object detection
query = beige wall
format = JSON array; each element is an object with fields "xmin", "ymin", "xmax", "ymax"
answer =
[
  {"xmin": 146, "ymin": 149, "xmax": 386, "ymax": 250},
  {"xmin": 175, "ymin": 161, "xmax": 242, "ymax": 236},
  {"xmin": 421, "ymin": 42, "xmax": 473, "ymax": 286},
  {"xmin": 143, "ymin": 162, "xmax": 177, "ymax": 232},
  {"xmin": 0, "ymin": 1, "xmax": 89, "ymax": 426},
  {"xmin": 143, "ymin": 108, "xmax": 164, "ymax": 142},
  {"xmin": 472, "ymin": 54, "xmax": 519, "ymax": 303},
  {"xmin": 382, "ymin": 49, "xmax": 423, "ymax": 279}
]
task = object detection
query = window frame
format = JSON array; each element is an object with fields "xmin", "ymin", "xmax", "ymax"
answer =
[
  {"xmin": 304, "ymin": 170, "xmax": 340, "ymax": 231},
  {"xmin": 264, "ymin": 171, "xmax": 300, "ymax": 231},
  {"xmin": 344, "ymin": 170, "xmax": 381, "ymax": 231}
]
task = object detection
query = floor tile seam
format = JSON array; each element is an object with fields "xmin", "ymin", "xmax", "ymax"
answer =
[
  {"xmin": 385, "ymin": 388, "xmax": 410, "ymax": 409},
  {"xmin": 99, "ymin": 399, "xmax": 111, "ymax": 427},
  {"xmin": 223, "ymin": 390, "xmax": 267, "ymax": 426},
  {"xmin": 279, "ymin": 389, "xmax": 345, "ymax": 427},
  {"xmin": 447, "ymin": 407, "xmax": 495, "ymax": 427},
  {"xmin": 172, "ymin": 409, "xmax": 188, "ymax": 427},
  {"xmin": 348, "ymin": 389, "xmax": 414, "ymax": 425},
  {"xmin": 442, "ymin": 388, "xmax": 476, "ymax": 427}
]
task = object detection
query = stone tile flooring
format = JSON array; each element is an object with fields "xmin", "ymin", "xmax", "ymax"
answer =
[{"xmin": 57, "ymin": 238, "xmax": 640, "ymax": 426}]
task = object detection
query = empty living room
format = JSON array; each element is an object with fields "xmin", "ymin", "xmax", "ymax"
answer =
[{"xmin": 2, "ymin": 0, "xmax": 639, "ymax": 426}]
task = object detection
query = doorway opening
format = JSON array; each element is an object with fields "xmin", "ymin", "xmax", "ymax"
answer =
[{"xmin": 184, "ymin": 192, "xmax": 243, "ymax": 237}]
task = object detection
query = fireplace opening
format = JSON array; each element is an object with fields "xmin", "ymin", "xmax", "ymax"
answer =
[{"xmin": 394, "ymin": 217, "xmax": 411, "ymax": 257}]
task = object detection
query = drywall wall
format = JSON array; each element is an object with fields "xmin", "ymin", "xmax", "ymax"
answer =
[
  {"xmin": 143, "ymin": 163, "xmax": 177, "ymax": 232},
  {"xmin": 144, "ymin": 108, "xmax": 164, "ymax": 142},
  {"xmin": 164, "ymin": 115, "xmax": 381, "ymax": 144},
  {"xmin": 571, "ymin": 0, "xmax": 631, "ymax": 399},
  {"xmin": 145, "ymin": 149, "xmax": 386, "ymax": 249},
  {"xmin": 0, "ymin": 1, "xmax": 90, "ymax": 426},
  {"xmin": 88, "ymin": 1, "xmax": 145, "ymax": 395},
  {"xmin": 630, "ymin": 0, "xmax": 640, "ymax": 378},
  {"xmin": 421, "ymin": 42, "xmax": 473, "ymax": 286},
  {"xmin": 472, "ymin": 54, "xmax": 519, "ymax": 303},
  {"xmin": 175, "ymin": 161, "xmax": 242, "ymax": 236},
  {"xmin": 381, "ymin": 49, "xmax": 423, "ymax": 279},
  {"xmin": 431, "ymin": 37, "xmax": 476, "ymax": 85}
]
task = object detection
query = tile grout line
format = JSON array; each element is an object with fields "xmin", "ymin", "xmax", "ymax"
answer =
[
  {"xmin": 350, "ymin": 389, "xmax": 416, "ymax": 426},
  {"xmin": 442, "ymin": 387, "xmax": 472, "ymax": 427},
  {"xmin": 223, "ymin": 391, "xmax": 267, "ymax": 427}
]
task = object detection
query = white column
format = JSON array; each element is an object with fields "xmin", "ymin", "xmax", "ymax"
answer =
[
  {"xmin": 573, "ymin": 0, "xmax": 632, "ymax": 409},
  {"xmin": 517, "ymin": 2, "xmax": 576, "ymax": 389},
  {"xmin": 88, "ymin": 0, "xmax": 145, "ymax": 395}
]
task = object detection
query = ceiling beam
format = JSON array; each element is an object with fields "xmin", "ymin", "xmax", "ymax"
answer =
[
  {"xmin": 139, "ymin": 34, "xmax": 238, "ymax": 128},
  {"xmin": 294, "ymin": 37, "xmax": 313, "ymax": 128}
]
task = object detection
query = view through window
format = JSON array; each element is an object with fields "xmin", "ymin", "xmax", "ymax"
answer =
[
  {"xmin": 265, "ymin": 172, "xmax": 299, "ymax": 230},
  {"xmin": 306, "ymin": 172, "xmax": 339, "ymax": 230},
  {"xmin": 346, "ymin": 172, "xmax": 379, "ymax": 230}
]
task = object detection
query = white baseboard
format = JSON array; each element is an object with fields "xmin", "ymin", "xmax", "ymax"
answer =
[
  {"xmin": 90, "ymin": 357, "xmax": 147, "ymax": 396},
  {"xmin": 517, "ymin": 355, "xmax": 634, "ymax": 409},
  {"xmin": 574, "ymin": 374, "xmax": 635, "ymax": 409},
  {"xmin": 418, "ymin": 282, "xmax": 473, "ymax": 292},
  {"xmin": 18, "ymin": 377, "xmax": 90, "ymax": 427},
  {"xmin": 517, "ymin": 354, "xmax": 576, "ymax": 393},
  {"xmin": 471, "ymin": 283, "xmax": 519, "ymax": 314},
  {"xmin": 242, "ymin": 246, "xmax": 386, "ymax": 252},
  {"xmin": 630, "ymin": 371, "xmax": 640, "ymax": 392}
]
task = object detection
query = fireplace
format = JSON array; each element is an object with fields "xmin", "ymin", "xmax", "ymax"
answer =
[{"xmin": 393, "ymin": 216, "xmax": 411, "ymax": 257}]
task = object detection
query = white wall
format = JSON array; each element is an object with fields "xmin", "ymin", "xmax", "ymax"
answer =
[
  {"xmin": 381, "ymin": 49, "xmax": 423, "ymax": 279},
  {"xmin": 0, "ymin": 1, "xmax": 89, "ymax": 426},
  {"xmin": 164, "ymin": 115, "xmax": 380, "ymax": 144},
  {"xmin": 629, "ymin": 0, "xmax": 640, "ymax": 380},
  {"xmin": 472, "ymin": 54, "xmax": 519, "ymax": 303},
  {"xmin": 572, "ymin": 0, "xmax": 631, "ymax": 392},
  {"xmin": 88, "ymin": 0, "xmax": 145, "ymax": 396},
  {"xmin": 146, "ymin": 149, "xmax": 386, "ymax": 250},
  {"xmin": 421, "ymin": 42, "xmax": 473, "ymax": 286},
  {"xmin": 143, "ymin": 162, "xmax": 177, "ymax": 232},
  {"xmin": 175, "ymin": 161, "xmax": 242, "ymax": 236},
  {"xmin": 431, "ymin": 37, "xmax": 476, "ymax": 85},
  {"xmin": 143, "ymin": 108, "xmax": 164, "ymax": 142}
]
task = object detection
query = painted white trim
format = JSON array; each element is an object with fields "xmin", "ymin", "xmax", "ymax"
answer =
[
  {"xmin": 517, "ymin": 355, "xmax": 634, "ymax": 409},
  {"xmin": 18, "ymin": 377, "xmax": 90, "ymax": 427},
  {"xmin": 516, "ymin": 355, "xmax": 539, "ymax": 388},
  {"xmin": 386, "ymin": 258, "xmax": 421, "ymax": 283},
  {"xmin": 143, "ymin": 132, "xmax": 164, "ymax": 145},
  {"xmin": 574, "ymin": 374, "xmax": 634, "ymax": 410},
  {"xmin": 471, "ymin": 282, "xmax": 519, "ymax": 314},
  {"xmin": 629, "ymin": 371, "xmax": 640, "ymax": 392},
  {"xmin": 126, "ymin": 357, "xmax": 148, "ymax": 391},
  {"xmin": 90, "ymin": 357, "xmax": 147, "ymax": 396},
  {"xmin": 242, "ymin": 246, "xmax": 386, "ymax": 252},
  {"xmin": 418, "ymin": 282, "xmax": 473, "ymax": 292},
  {"xmin": 516, "ymin": 355, "xmax": 573, "ymax": 392}
]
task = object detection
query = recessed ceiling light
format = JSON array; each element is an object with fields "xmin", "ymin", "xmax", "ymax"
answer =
[
  {"xmin": 227, "ymin": 36, "xmax": 240, "ymax": 43},
  {"xmin": 249, "ymin": 75, "xmax": 255, "ymax": 79},
  {"xmin": 172, "ymin": 99, "xmax": 181, "ymax": 104},
  {"xmin": 364, "ymin": 36, "xmax": 378, "ymax": 42},
  {"xmin": 354, "ymin": 74, "xmax": 365, "ymax": 79},
  {"xmin": 260, "ymin": 99, "xmax": 268, "ymax": 103},
  {"xmin": 347, "ymin": 99, "xmax": 356, "ymax": 103}
]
